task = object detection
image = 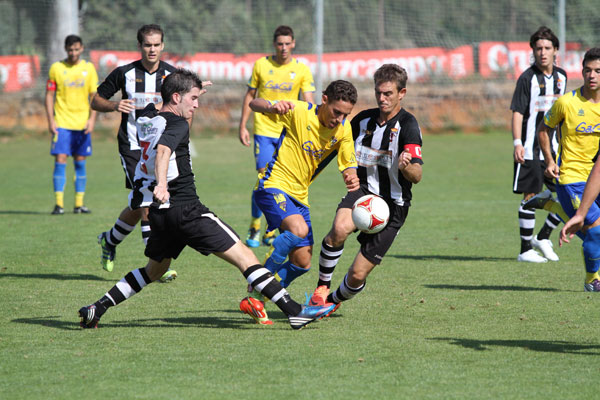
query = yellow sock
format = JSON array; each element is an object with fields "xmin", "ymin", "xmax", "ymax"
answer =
[
  {"xmin": 75, "ymin": 192, "xmax": 85, "ymax": 208},
  {"xmin": 545, "ymin": 200, "xmax": 569, "ymax": 223},
  {"xmin": 585, "ymin": 272, "xmax": 600, "ymax": 284},
  {"xmin": 250, "ymin": 217, "xmax": 261, "ymax": 230},
  {"xmin": 264, "ymin": 230, "xmax": 276, "ymax": 239},
  {"xmin": 55, "ymin": 192, "xmax": 64, "ymax": 208}
]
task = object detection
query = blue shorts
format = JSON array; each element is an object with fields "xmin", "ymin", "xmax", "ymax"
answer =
[
  {"xmin": 556, "ymin": 182, "xmax": 600, "ymax": 226},
  {"xmin": 254, "ymin": 134, "xmax": 279, "ymax": 171},
  {"xmin": 50, "ymin": 128, "xmax": 92, "ymax": 156},
  {"xmin": 253, "ymin": 187, "xmax": 313, "ymax": 247}
]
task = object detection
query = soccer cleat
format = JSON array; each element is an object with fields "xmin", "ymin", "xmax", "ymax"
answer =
[
  {"xmin": 239, "ymin": 296, "xmax": 273, "ymax": 325},
  {"xmin": 159, "ymin": 268, "xmax": 177, "ymax": 283},
  {"xmin": 98, "ymin": 232, "xmax": 116, "ymax": 272},
  {"xmin": 73, "ymin": 206, "xmax": 91, "ymax": 214},
  {"xmin": 531, "ymin": 235, "xmax": 559, "ymax": 261},
  {"xmin": 306, "ymin": 286, "xmax": 340, "ymax": 318},
  {"xmin": 246, "ymin": 227, "xmax": 261, "ymax": 248},
  {"xmin": 288, "ymin": 304, "xmax": 336, "ymax": 330},
  {"xmin": 517, "ymin": 249, "xmax": 548, "ymax": 263},
  {"xmin": 522, "ymin": 189, "xmax": 554, "ymax": 211},
  {"xmin": 51, "ymin": 205, "xmax": 64, "ymax": 215},
  {"xmin": 584, "ymin": 279, "xmax": 600, "ymax": 292},
  {"xmin": 262, "ymin": 231, "xmax": 276, "ymax": 246},
  {"xmin": 78, "ymin": 305, "xmax": 100, "ymax": 328}
]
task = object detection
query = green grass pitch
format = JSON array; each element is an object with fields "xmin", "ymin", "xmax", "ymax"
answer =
[{"xmin": 0, "ymin": 132, "xmax": 597, "ymax": 399}]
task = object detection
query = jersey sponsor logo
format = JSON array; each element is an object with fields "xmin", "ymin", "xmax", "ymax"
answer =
[
  {"xmin": 356, "ymin": 145, "xmax": 393, "ymax": 169},
  {"xmin": 64, "ymin": 78, "xmax": 86, "ymax": 88},
  {"xmin": 302, "ymin": 141, "xmax": 326, "ymax": 160},
  {"xmin": 264, "ymin": 80, "xmax": 293, "ymax": 92},
  {"xmin": 534, "ymin": 95, "xmax": 559, "ymax": 113},
  {"xmin": 139, "ymin": 122, "xmax": 158, "ymax": 138},
  {"xmin": 575, "ymin": 122, "xmax": 600, "ymax": 134},
  {"xmin": 132, "ymin": 92, "xmax": 162, "ymax": 109}
]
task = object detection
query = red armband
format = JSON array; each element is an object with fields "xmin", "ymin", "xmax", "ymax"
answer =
[
  {"xmin": 46, "ymin": 80, "xmax": 57, "ymax": 91},
  {"xmin": 404, "ymin": 144, "xmax": 422, "ymax": 159}
]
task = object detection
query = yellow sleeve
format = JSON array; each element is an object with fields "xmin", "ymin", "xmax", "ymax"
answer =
[
  {"xmin": 87, "ymin": 62, "xmax": 98, "ymax": 95},
  {"xmin": 544, "ymin": 94, "xmax": 567, "ymax": 129},
  {"xmin": 336, "ymin": 121, "xmax": 357, "ymax": 172},
  {"xmin": 48, "ymin": 62, "xmax": 58, "ymax": 83},
  {"xmin": 299, "ymin": 64, "xmax": 316, "ymax": 94},
  {"xmin": 248, "ymin": 58, "xmax": 263, "ymax": 89}
]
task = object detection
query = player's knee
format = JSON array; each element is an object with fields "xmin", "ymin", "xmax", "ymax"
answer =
[
  {"xmin": 287, "ymin": 222, "xmax": 309, "ymax": 238},
  {"xmin": 289, "ymin": 250, "xmax": 312, "ymax": 269},
  {"xmin": 145, "ymin": 258, "xmax": 170, "ymax": 281}
]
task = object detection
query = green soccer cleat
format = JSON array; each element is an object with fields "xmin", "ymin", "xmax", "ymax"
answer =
[
  {"xmin": 159, "ymin": 268, "xmax": 177, "ymax": 283},
  {"xmin": 97, "ymin": 232, "xmax": 116, "ymax": 272}
]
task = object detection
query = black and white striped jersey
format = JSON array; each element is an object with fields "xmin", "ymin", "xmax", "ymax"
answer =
[
  {"xmin": 510, "ymin": 64, "xmax": 567, "ymax": 161},
  {"xmin": 96, "ymin": 60, "xmax": 177, "ymax": 152},
  {"xmin": 128, "ymin": 104, "xmax": 198, "ymax": 210},
  {"xmin": 351, "ymin": 108, "xmax": 423, "ymax": 206}
]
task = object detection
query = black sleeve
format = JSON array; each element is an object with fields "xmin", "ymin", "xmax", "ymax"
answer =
[
  {"xmin": 399, "ymin": 113, "xmax": 424, "ymax": 165},
  {"xmin": 96, "ymin": 66, "xmax": 125, "ymax": 100},
  {"xmin": 510, "ymin": 73, "xmax": 530, "ymax": 114},
  {"xmin": 157, "ymin": 116, "xmax": 189, "ymax": 152},
  {"xmin": 350, "ymin": 109, "xmax": 376, "ymax": 140}
]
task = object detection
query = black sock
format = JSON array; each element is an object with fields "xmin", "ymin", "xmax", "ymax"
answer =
[{"xmin": 243, "ymin": 264, "xmax": 302, "ymax": 316}]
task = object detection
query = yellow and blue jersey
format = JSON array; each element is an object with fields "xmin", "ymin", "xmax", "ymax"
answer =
[
  {"xmin": 47, "ymin": 60, "xmax": 98, "ymax": 130},
  {"xmin": 544, "ymin": 87, "xmax": 600, "ymax": 185},
  {"xmin": 257, "ymin": 100, "xmax": 357, "ymax": 207},
  {"xmin": 249, "ymin": 56, "xmax": 315, "ymax": 139}
]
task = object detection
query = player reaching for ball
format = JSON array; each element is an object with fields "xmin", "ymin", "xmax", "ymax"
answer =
[{"xmin": 307, "ymin": 64, "xmax": 423, "ymax": 314}]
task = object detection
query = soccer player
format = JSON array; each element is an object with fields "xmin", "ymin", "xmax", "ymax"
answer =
[
  {"xmin": 238, "ymin": 25, "xmax": 315, "ymax": 248},
  {"xmin": 538, "ymin": 47, "xmax": 600, "ymax": 291},
  {"xmin": 307, "ymin": 64, "xmax": 423, "ymax": 312},
  {"xmin": 511, "ymin": 26, "xmax": 567, "ymax": 263},
  {"xmin": 91, "ymin": 24, "xmax": 177, "ymax": 281},
  {"xmin": 240, "ymin": 80, "xmax": 360, "ymax": 324},
  {"xmin": 45, "ymin": 35, "xmax": 98, "ymax": 215},
  {"xmin": 78, "ymin": 69, "xmax": 335, "ymax": 330}
]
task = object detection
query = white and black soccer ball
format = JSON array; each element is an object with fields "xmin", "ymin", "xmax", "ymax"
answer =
[{"xmin": 351, "ymin": 194, "xmax": 390, "ymax": 234}]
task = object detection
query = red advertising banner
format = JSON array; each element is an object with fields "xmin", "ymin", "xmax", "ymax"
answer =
[
  {"xmin": 479, "ymin": 41, "xmax": 585, "ymax": 79},
  {"xmin": 0, "ymin": 55, "xmax": 40, "ymax": 92},
  {"xmin": 90, "ymin": 45, "xmax": 474, "ymax": 82}
]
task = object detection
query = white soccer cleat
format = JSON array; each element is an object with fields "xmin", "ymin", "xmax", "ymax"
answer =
[
  {"xmin": 517, "ymin": 249, "xmax": 548, "ymax": 263},
  {"xmin": 531, "ymin": 236, "xmax": 559, "ymax": 261}
]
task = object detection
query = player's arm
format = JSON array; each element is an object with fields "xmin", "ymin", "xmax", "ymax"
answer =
[
  {"xmin": 302, "ymin": 91, "xmax": 315, "ymax": 104},
  {"xmin": 537, "ymin": 121, "xmax": 559, "ymax": 179},
  {"xmin": 85, "ymin": 107, "xmax": 98, "ymax": 135},
  {"xmin": 400, "ymin": 153, "xmax": 422, "ymax": 184},
  {"xmin": 44, "ymin": 82, "xmax": 57, "ymax": 136},
  {"xmin": 342, "ymin": 168, "xmax": 359, "ymax": 191},
  {"xmin": 512, "ymin": 111, "xmax": 525, "ymax": 164},
  {"xmin": 153, "ymin": 144, "xmax": 172, "ymax": 204},
  {"xmin": 239, "ymin": 87, "xmax": 256, "ymax": 147},
  {"xmin": 249, "ymin": 98, "xmax": 295, "ymax": 114},
  {"xmin": 91, "ymin": 93, "xmax": 135, "ymax": 114}
]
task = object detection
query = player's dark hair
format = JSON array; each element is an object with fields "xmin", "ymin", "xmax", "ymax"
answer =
[
  {"xmin": 161, "ymin": 69, "xmax": 202, "ymax": 104},
  {"xmin": 529, "ymin": 26, "xmax": 559, "ymax": 50},
  {"xmin": 273, "ymin": 25, "xmax": 294, "ymax": 41},
  {"xmin": 64, "ymin": 35, "xmax": 82, "ymax": 48},
  {"xmin": 374, "ymin": 64, "xmax": 408, "ymax": 91},
  {"xmin": 582, "ymin": 48, "xmax": 600, "ymax": 68},
  {"xmin": 323, "ymin": 80, "xmax": 358, "ymax": 105},
  {"xmin": 137, "ymin": 24, "xmax": 164, "ymax": 44}
]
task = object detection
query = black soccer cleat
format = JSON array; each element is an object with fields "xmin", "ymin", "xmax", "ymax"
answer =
[
  {"xmin": 73, "ymin": 206, "xmax": 91, "ymax": 214},
  {"xmin": 51, "ymin": 205, "xmax": 64, "ymax": 215},
  {"xmin": 78, "ymin": 305, "xmax": 100, "ymax": 329}
]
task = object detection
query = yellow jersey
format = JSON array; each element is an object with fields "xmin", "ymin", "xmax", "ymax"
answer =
[
  {"xmin": 257, "ymin": 101, "xmax": 357, "ymax": 206},
  {"xmin": 47, "ymin": 60, "xmax": 98, "ymax": 130},
  {"xmin": 249, "ymin": 56, "xmax": 315, "ymax": 139},
  {"xmin": 544, "ymin": 87, "xmax": 600, "ymax": 185}
]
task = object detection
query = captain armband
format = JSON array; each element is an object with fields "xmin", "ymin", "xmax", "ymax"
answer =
[
  {"xmin": 403, "ymin": 144, "xmax": 422, "ymax": 159},
  {"xmin": 46, "ymin": 80, "xmax": 57, "ymax": 91}
]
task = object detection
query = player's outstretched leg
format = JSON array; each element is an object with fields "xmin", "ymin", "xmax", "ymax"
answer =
[
  {"xmin": 531, "ymin": 213, "xmax": 561, "ymax": 261},
  {"xmin": 517, "ymin": 201, "xmax": 547, "ymax": 263}
]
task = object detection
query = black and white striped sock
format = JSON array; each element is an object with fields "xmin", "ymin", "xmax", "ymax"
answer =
[
  {"xmin": 107, "ymin": 219, "xmax": 136, "ymax": 247},
  {"xmin": 318, "ymin": 239, "xmax": 344, "ymax": 288},
  {"xmin": 243, "ymin": 264, "xmax": 301, "ymax": 316},
  {"xmin": 329, "ymin": 273, "xmax": 365, "ymax": 304},
  {"xmin": 519, "ymin": 202, "xmax": 535, "ymax": 253},
  {"xmin": 94, "ymin": 268, "xmax": 152, "ymax": 316}
]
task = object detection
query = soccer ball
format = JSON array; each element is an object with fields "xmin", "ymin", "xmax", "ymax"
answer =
[{"xmin": 351, "ymin": 194, "xmax": 390, "ymax": 234}]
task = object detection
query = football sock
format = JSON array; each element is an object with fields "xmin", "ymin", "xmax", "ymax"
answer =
[
  {"xmin": 74, "ymin": 192, "xmax": 84, "ymax": 208},
  {"xmin": 543, "ymin": 199, "xmax": 570, "ymax": 223},
  {"xmin": 328, "ymin": 273, "xmax": 365, "ymax": 304},
  {"xmin": 251, "ymin": 192, "xmax": 262, "ymax": 220},
  {"xmin": 55, "ymin": 191, "xmax": 64, "ymax": 208},
  {"xmin": 585, "ymin": 272, "xmax": 600, "ymax": 284},
  {"xmin": 264, "ymin": 230, "xmax": 303, "ymax": 273},
  {"xmin": 141, "ymin": 219, "xmax": 151, "ymax": 246},
  {"xmin": 53, "ymin": 162, "xmax": 67, "ymax": 199},
  {"xmin": 318, "ymin": 239, "xmax": 344, "ymax": 288},
  {"xmin": 74, "ymin": 159, "xmax": 86, "ymax": 193},
  {"xmin": 94, "ymin": 268, "xmax": 152, "ymax": 317},
  {"xmin": 107, "ymin": 218, "xmax": 136, "ymax": 247},
  {"xmin": 537, "ymin": 213, "xmax": 561, "ymax": 240},
  {"xmin": 250, "ymin": 217, "xmax": 260, "ymax": 231},
  {"xmin": 275, "ymin": 261, "xmax": 309, "ymax": 288},
  {"xmin": 519, "ymin": 202, "xmax": 535, "ymax": 253},
  {"xmin": 583, "ymin": 225, "xmax": 600, "ymax": 274},
  {"xmin": 243, "ymin": 264, "xmax": 302, "ymax": 316}
]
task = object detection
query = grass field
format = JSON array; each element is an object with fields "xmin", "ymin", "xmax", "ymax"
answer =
[{"xmin": 0, "ymin": 132, "xmax": 597, "ymax": 399}]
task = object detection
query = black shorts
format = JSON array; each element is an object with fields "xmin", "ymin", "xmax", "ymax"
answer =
[
  {"xmin": 338, "ymin": 188, "xmax": 409, "ymax": 265},
  {"xmin": 513, "ymin": 159, "xmax": 555, "ymax": 194},
  {"xmin": 145, "ymin": 201, "xmax": 240, "ymax": 262},
  {"xmin": 119, "ymin": 148, "xmax": 141, "ymax": 190}
]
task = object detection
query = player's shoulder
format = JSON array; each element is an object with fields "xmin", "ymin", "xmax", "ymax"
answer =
[
  {"xmin": 516, "ymin": 66, "xmax": 537, "ymax": 82},
  {"xmin": 159, "ymin": 60, "xmax": 177, "ymax": 73},
  {"xmin": 397, "ymin": 108, "xmax": 419, "ymax": 125},
  {"xmin": 554, "ymin": 65, "xmax": 567, "ymax": 77},
  {"xmin": 352, "ymin": 108, "xmax": 379, "ymax": 123}
]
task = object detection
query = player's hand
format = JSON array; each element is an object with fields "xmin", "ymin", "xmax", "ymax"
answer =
[
  {"xmin": 559, "ymin": 214, "xmax": 584, "ymax": 246},
  {"xmin": 514, "ymin": 145, "xmax": 525, "ymax": 164},
  {"xmin": 343, "ymin": 170, "xmax": 360, "ymax": 191},
  {"xmin": 116, "ymin": 99, "xmax": 135, "ymax": 113},
  {"xmin": 153, "ymin": 185, "xmax": 170, "ymax": 204},
  {"xmin": 544, "ymin": 162, "xmax": 559, "ymax": 179},
  {"xmin": 271, "ymin": 100, "xmax": 295, "ymax": 114},
  {"xmin": 48, "ymin": 120, "xmax": 58, "ymax": 136},
  {"xmin": 398, "ymin": 150, "xmax": 412, "ymax": 170},
  {"xmin": 200, "ymin": 80, "xmax": 213, "ymax": 96},
  {"xmin": 239, "ymin": 126, "xmax": 251, "ymax": 147},
  {"xmin": 84, "ymin": 120, "xmax": 94, "ymax": 135}
]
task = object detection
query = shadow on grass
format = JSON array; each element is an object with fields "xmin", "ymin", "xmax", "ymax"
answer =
[
  {"xmin": 0, "ymin": 210, "xmax": 47, "ymax": 215},
  {"xmin": 424, "ymin": 284, "xmax": 560, "ymax": 292},
  {"xmin": 389, "ymin": 254, "xmax": 514, "ymax": 262},
  {"xmin": 429, "ymin": 337, "xmax": 600, "ymax": 355},
  {"xmin": 0, "ymin": 273, "xmax": 113, "ymax": 281}
]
